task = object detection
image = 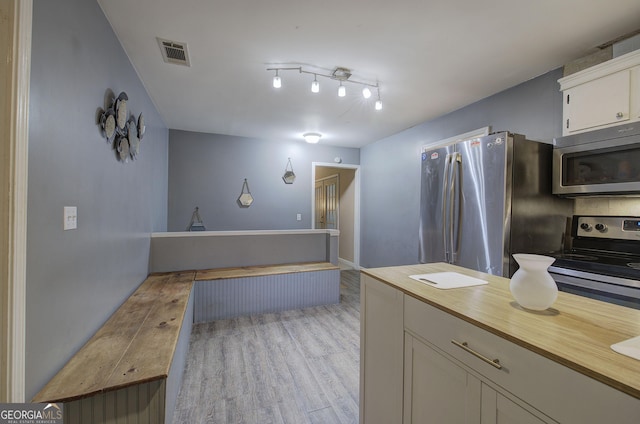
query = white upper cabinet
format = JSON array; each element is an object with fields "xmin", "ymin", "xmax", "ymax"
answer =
[{"xmin": 559, "ymin": 49, "xmax": 640, "ymax": 135}]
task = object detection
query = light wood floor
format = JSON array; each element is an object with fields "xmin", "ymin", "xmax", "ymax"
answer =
[{"xmin": 172, "ymin": 270, "xmax": 361, "ymax": 424}]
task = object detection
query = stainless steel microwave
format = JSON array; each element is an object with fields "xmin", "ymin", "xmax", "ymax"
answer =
[{"xmin": 553, "ymin": 123, "xmax": 640, "ymax": 196}]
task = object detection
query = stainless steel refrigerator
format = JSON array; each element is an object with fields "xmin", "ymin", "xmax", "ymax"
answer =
[{"xmin": 418, "ymin": 132, "xmax": 572, "ymax": 277}]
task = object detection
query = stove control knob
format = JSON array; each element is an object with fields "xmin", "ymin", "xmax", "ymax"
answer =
[
  {"xmin": 595, "ymin": 223, "xmax": 607, "ymax": 232},
  {"xmin": 580, "ymin": 222, "xmax": 592, "ymax": 232}
]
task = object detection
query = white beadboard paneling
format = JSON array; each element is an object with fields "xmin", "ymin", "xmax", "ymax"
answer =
[
  {"xmin": 63, "ymin": 380, "xmax": 166, "ymax": 424},
  {"xmin": 194, "ymin": 269, "xmax": 340, "ymax": 322}
]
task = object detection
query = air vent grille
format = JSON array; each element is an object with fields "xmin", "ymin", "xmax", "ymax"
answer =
[{"xmin": 157, "ymin": 37, "xmax": 191, "ymax": 67}]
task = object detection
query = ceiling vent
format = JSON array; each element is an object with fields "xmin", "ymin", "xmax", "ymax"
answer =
[{"xmin": 157, "ymin": 37, "xmax": 191, "ymax": 67}]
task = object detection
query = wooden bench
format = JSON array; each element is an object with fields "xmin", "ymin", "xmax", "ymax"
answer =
[
  {"xmin": 32, "ymin": 271, "xmax": 195, "ymax": 424},
  {"xmin": 32, "ymin": 262, "xmax": 339, "ymax": 423}
]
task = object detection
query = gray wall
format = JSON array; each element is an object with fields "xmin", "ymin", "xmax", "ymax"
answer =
[
  {"xmin": 168, "ymin": 130, "xmax": 359, "ymax": 231},
  {"xmin": 26, "ymin": 0, "xmax": 168, "ymax": 400},
  {"xmin": 360, "ymin": 69, "xmax": 564, "ymax": 268}
]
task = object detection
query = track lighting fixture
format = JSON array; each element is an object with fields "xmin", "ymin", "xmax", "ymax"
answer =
[{"xmin": 266, "ymin": 65, "xmax": 382, "ymax": 111}]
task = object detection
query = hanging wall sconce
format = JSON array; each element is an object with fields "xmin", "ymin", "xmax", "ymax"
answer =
[
  {"xmin": 282, "ymin": 158, "xmax": 296, "ymax": 184},
  {"xmin": 237, "ymin": 178, "xmax": 254, "ymax": 208}
]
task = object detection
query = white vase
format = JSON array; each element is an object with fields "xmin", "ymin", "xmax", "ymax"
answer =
[{"xmin": 510, "ymin": 254, "xmax": 558, "ymax": 311}]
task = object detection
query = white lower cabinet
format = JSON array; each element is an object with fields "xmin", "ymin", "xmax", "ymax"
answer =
[
  {"xmin": 404, "ymin": 332, "xmax": 548, "ymax": 424},
  {"xmin": 360, "ymin": 274, "xmax": 404, "ymax": 424},
  {"xmin": 360, "ymin": 274, "xmax": 640, "ymax": 424},
  {"xmin": 481, "ymin": 386, "xmax": 546, "ymax": 424},
  {"xmin": 404, "ymin": 332, "xmax": 481, "ymax": 424}
]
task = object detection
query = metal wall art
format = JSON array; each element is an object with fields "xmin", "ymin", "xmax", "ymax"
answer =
[
  {"xmin": 282, "ymin": 157, "xmax": 296, "ymax": 184},
  {"xmin": 237, "ymin": 178, "xmax": 254, "ymax": 207},
  {"xmin": 99, "ymin": 91, "xmax": 145, "ymax": 163}
]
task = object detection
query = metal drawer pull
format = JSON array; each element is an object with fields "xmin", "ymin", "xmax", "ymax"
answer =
[{"xmin": 451, "ymin": 340, "xmax": 502, "ymax": 369}]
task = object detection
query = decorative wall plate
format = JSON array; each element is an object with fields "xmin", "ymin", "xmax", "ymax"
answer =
[
  {"xmin": 115, "ymin": 92, "xmax": 129, "ymax": 130},
  {"xmin": 100, "ymin": 108, "xmax": 116, "ymax": 143},
  {"xmin": 137, "ymin": 113, "xmax": 145, "ymax": 139},
  {"xmin": 128, "ymin": 117, "xmax": 139, "ymax": 159},
  {"xmin": 117, "ymin": 136, "xmax": 130, "ymax": 162}
]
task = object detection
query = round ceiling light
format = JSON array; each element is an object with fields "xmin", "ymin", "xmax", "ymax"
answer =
[{"xmin": 303, "ymin": 132, "xmax": 322, "ymax": 144}]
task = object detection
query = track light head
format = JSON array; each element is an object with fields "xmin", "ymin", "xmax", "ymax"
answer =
[
  {"xmin": 362, "ymin": 87, "xmax": 372, "ymax": 99},
  {"xmin": 311, "ymin": 75, "xmax": 320, "ymax": 93},
  {"xmin": 338, "ymin": 82, "xmax": 346, "ymax": 97}
]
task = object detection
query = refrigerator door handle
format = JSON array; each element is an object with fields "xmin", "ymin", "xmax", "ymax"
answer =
[
  {"xmin": 452, "ymin": 153, "xmax": 463, "ymax": 262},
  {"xmin": 442, "ymin": 153, "xmax": 453, "ymax": 262}
]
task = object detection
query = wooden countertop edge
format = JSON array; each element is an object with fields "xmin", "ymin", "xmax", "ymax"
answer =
[
  {"xmin": 194, "ymin": 261, "xmax": 338, "ymax": 281},
  {"xmin": 362, "ymin": 264, "xmax": 640, "ymax": 400}
]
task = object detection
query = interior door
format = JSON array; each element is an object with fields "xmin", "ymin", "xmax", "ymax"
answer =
[{"xmin": 315, "ymin": 175, "xmax": 339, "ymax": 229}]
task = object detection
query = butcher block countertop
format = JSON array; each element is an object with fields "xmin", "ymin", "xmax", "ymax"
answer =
[{"xmin": 362, "ymin": 262, "xmax": 640, "ymax": 399}]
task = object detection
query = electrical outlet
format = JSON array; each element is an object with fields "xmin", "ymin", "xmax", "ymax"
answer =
[
  {"xmin": 64, "ymin": 206, "xmax": 77, "ymax": 230},
  {"xmin": 296, "ymin": 213, "xmax": 302, "ymax": 221}
]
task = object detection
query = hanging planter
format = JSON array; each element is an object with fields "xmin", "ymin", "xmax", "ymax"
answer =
[
  {"xmin": 282, "ymin": 157, "xmax": 296, "ymax": 184},
  {"xmin": 237, "ymin": 178, "xmax": 254, "ymax": 207}
]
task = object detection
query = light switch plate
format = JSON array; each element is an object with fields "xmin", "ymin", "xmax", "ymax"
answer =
[
  {"xmin": 64, "ymin": 206, "xmax": 77, "ymax": 230},
  {"xmin": 296, "ymin": 213, "xmax": 302, "ymax": 221}
]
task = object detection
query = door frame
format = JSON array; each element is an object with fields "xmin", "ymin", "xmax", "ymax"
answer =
[
  {"xmin": 0, "ymin": 0, "xmax": 31, "ymax": 402},
  {"xmin": 311, "ymin": 162, "xmax": 360, "ymax": 269}
]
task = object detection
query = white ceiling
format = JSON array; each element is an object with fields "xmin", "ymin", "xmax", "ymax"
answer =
[{"xmin": 98, "ymin": 0, "xmax": 640, "ymax": 148}]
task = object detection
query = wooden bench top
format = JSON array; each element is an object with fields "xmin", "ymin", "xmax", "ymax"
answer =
[
  {"xmin": 33, "ymin": 271, "xmax": 195, "ymax": 403},
  {"xmin": 194, "ymin": 261, "xmax": 339, "ymax": 281}
]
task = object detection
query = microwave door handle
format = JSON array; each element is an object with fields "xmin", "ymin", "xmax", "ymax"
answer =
[
  {"xmin": 442, "ymin": 154, "xmax": 452, "ymax": 262},
  {"xmin": 452, "ymin": 153, "xmax": 463, "ymax": 262}
]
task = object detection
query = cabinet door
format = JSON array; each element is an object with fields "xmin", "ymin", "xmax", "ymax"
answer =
[
  {"xmin": 404, "ymin": 333, "xmax": 481, "ymax": 424},
  {"xmin": 360, "ymin": 275, "xmax": 404, "ymax": 424},
  {"xmin": 481, "ymin": 384, "xmax": 550, "ymax": 424},
  {"xmin": 563, "ymin": 70, "xmax": 630, "ymax": 134}
]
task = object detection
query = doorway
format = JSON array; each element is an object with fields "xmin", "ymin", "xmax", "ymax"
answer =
[
  {"xmin": 312, "ymin": 163, "xmax": 360, "ymax": 270},
  {"xmin": 315, "ymin": 174, "xmax": 339, "ymax": 230}
]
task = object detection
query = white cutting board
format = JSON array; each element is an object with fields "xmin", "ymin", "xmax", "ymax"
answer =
[
  {"xmin": 409, "ymin": 272, "xmax": 488, "ymax": 290},
  {"xmin": 611, "ymin": 335, "xmax": 640, "ymax": 361}
]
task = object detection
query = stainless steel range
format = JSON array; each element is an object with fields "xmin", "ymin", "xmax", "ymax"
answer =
[{"xmin": 548, "ymin": 215, "xmax": 640, "ymax": 310}]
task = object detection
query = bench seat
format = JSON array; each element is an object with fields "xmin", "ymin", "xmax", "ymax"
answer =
[
  {"xmin": 193, "ymin": 261, "xmax": 340, "ymax": 322},
  {"xmin": 32, "ymin": 271, "xmax": 195, "ymax": 423},
  {"xmin": 31, "ymin": 262, "xmax": 339, "ymax": 423}
]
